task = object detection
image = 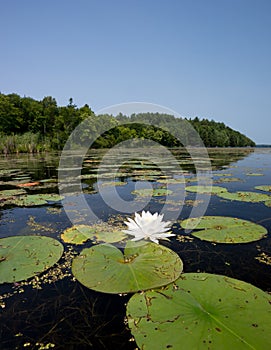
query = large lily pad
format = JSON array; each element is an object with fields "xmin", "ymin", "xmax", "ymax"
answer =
[
  {"xmin": 72, "ymin": 241, "xmax": 183, "ymax": 293},
  {"xmin": 126, "ymin": 273, "xmax": 271, "ymax": 350},
  {"xmin": 180, "ymin": 216, "xmax": 267, "ymax": 243},
  {"xmin": 0, "ymin": 236, "xmax": 64, "ymax": 283},
  {"xmin": 185, "ymin": 185, "xmax": 228, "ymax": 194},
  {"xmin": 61, "ymin": 224, "xmax": 128, "ymax": 244},
  {"xmin": 132, "ymin": 188, "xmax": 173, "ymax": 197},
  {"xmin": 217, "ymin": 191, "xmax": 271, "ymax": 202}
]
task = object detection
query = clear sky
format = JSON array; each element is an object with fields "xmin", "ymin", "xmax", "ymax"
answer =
[{"xmin": 1, "ymin": 0, "xmax": 271, "ymax": 144}]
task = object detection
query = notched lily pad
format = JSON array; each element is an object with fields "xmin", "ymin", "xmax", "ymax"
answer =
[
  {"xmin": 61, "ymin": 224, "xmax": 128, "ymax": 244},
  {"xmin": 180, "ymin": 216, "xmax": 267, "ymax": 243},
  {"xmin": 0, "ymin": 235, "xmax": 64, "ymax": 283},
  {"xmin": 72, "ymin": 241, "xmax": 183, "ymax": 293},
  {"xmin": 126, "ymin": 273, "xmax": 271, "ymax": 350}
]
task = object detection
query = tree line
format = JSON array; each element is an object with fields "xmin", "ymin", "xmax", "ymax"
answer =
[{"xmin": 0, "ymin": 93, "xmax": 255, "ymax": 153}]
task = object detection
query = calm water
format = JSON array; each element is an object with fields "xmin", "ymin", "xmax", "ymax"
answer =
[{"xmin": 0, "ymin": 148, "xmax": 271, "ymax": 350}]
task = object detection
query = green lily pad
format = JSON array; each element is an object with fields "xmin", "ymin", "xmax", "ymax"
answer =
[
  {"xmin": 0, "ymin": 235, "xmax": 64, "ymax": 283},
  {"xmin": 99, "ymin": 181, "xmax": 127, "ymax": 187},
  {"xmin": 9, "ymin": 194, "xmax": 63, "ymax": 207},
  {"xmin": 246, "ymin": 173, "xmax": 264, "ymax": 176},
  {"xmin": 132, "ymin": 188, "xmax": 173, "ymax": 197},
  {"xmin": 126, "ymin": 273, "xmax": 271, "ymax": 350},
  {"xmin": 255, "ymin": 185, "xmax": 271, "ymax": 192},
  {"xmin": 72, "ymin": 241, "xmax": 183, "ymax": 293},
  {"xmin": 217, "ymin": 191, "xmax": 271, "ymax": 203},
  {"xmin": 61, "ymin": 224, "xmax": 128, "ymax": 244},
  {"xmin": 264, "ymin": 200, "xmax": 271, "ymax": 207},
  {"xmin": 157, "ymin": 178, "xmax": 186, "ymax": 184},
  {"xmin": 185, "ymin": 185, "xmax": 228, "ymax": 194},
  {"xmin": 0, "ymin": 188, "xmax": 27, "ymax": 199},
  {"xmin": 180, "ymin": 216, "xmax": 267, "ymax": 243}
]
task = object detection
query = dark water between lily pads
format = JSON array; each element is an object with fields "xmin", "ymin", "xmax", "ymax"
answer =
[{"xmin": 1, "ymin": 148, "xmax": 271, "ymax": 350}]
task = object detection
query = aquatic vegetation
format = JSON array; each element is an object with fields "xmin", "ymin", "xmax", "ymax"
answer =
[
  {"xmin": 255, "ymin": 185, "xmax": 271, "ymax": 192},
  {"xmin": 131, "ymin": 188, "xmax": 173, "ymax": 197},
  {"xmin": 126, "ymin": 273, "xmax": 271, "ymax": 350},
  {"xmin": 61, "ymin": 224, "xmax": 128, "ymax": 244},
  {"xmin": 180, "ymin": 216, "xmax": 267, "ymax": 243},
  {"xmin": 0, "ymin": 236, "xmax": 64, "ymax": 283},
  {"xmin": 185, "ymin": 185, "xmax": 228, "ymax": 194},
  {"xmin": 123, "ymin": 211, "xmax": 174, "ymax": 244},
  {"xmin": 217, "ymin": 191, "xmax": 271, "ymax": 203},
  {"xmin": 7, "ymin": 193, "xmax": 63, "ymax": 207},
  {"xmin": 72, "ymin": 241, "xmax": 183, "ymax": 294}
]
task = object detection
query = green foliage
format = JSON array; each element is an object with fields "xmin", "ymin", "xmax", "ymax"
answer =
[
  {"xmin": 126, "ymin": 273, "xmax": 271, "ymax": 350},
  {"xmin": 0, "ymin": 236, "xmax": 64, "ymax": 283},
  {"xmin": 0, "ymin": 93, "xmax": 256, "ymax": 153}
]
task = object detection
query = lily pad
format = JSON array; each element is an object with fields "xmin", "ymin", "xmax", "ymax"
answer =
[
  {"xmin": 61, "ymin": 224, "xmax": 128, "ymax": 244},
  {"xmin": 217, "ymin": 191, "xmax": 271, "ymax": 203},
  {"xmin": 255, "ymin": 185, "xmax": 271, "ymax": 192},
  {"xmin": 126, "ymin": 273, "xmax": 271, "ymax": 350},
  {"xmin": 72, "ymin": 241, "xmax": 183, "ymax": 293},
  {"xmin": 180, "ymin": 216, "xmax": 267, "ymax": 243},
  {"xmin": 0, "ymin": 235, "xmax": 64, "ymax": 283},
  {"xmin": 185, "ymin": 185, "xmax": 228, "ymax": 194},
  {"xmin": 9, "ymin": 194, "xmax": 63, "ymax": 207},
  {"xmin": 132, "ymin": 188, "xmax": 173, "ymax": 197},
  {"xmin": 0, "ymin": 188, "xmax": 27, "ymax": 199}
]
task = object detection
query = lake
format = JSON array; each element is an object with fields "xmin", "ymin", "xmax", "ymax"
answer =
[{"xmin": 1, "ymin": 148, "xmax": 271, "ymax": 349}]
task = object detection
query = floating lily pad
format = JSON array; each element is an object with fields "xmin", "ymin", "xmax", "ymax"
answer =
[
  {"xmin": 126, "ymin": 273, "xmax": 271, "ymax": 350},
  {"xmin": 217, "ymin": 191, "xmax": 271, "ymax": 203},
  {"xmin": 264, "ymin": 200, "xmax": 271, "ymax": 207},
  {"xmin": 185, "ymin": 185, "xmax": 228, "ymax": 194},
  {"xmin": 255, "ymin": 185, "xmax": 271, "ymax": 192},
  {"xmin": 7, "ymin": 194, "xmax": 64, "ymax": 207},
  {"xmin": 0, "ymin": 188, "xmax": 27, "ymax": 199},
  {"xmin": 132, "ymin": 188, "xmax": 173, "ymax": 197},
  {"xmin": 0, "ymin": 235, "xmax": 64, "ymax": 283},
  {"xmin": 99, "ymin": 181, "xmax": 127, "ymax": 187},
  {"xmin": 246, "ymin": 173, "xmax": 264, "ymax": 176},
  {"xmin": 72, "ymin": 241, "xmax": 183, "ymax": 293},
  {"xmin": 61, "ymin": 224, "xmax": 128, "ymax": 244},
  {"xmin": 180, "ymin": 216, "xmax": 267, "ymax": 243},
  {"xmin": 157, "ymin": 178, "xmax": 186, "ymax": 184}
]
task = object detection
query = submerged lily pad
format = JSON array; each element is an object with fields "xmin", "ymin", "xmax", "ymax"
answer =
[
  {"xmin": 180, "ymin": 216, "xmax": 267, "ymax": 243},
  {"xmin": 72, "ymin": 241, "xmax": 183, "ymax": 293},
  {"xmin": 255, "ymin": 185, "xmax": 271, "ymax": 192},
  {"xmin": 61, "ymin": 224, "xmax": 128, "ymax": 244},
  {"xmin": 126, "ymin": 273, "xmax": 271, "ymax": 350},
  {"xmin": 0, "ymin": 235, "xmax": 64, "ymax": 283},
  {"xmin": 217, "ymin": 191, "xmax": 271, "ymax": 203},
  {"xmin": 185, "ymin": 185, "xmax": 228, "ymax": 194},
  {"xmin": 132, "ymin": 188, "xmax": 173, "ymax": 197}
]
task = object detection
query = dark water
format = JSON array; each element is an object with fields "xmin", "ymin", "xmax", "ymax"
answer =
[{"xmin": 0, "ymin": 148, "xmax": 271, "ymax": 350}]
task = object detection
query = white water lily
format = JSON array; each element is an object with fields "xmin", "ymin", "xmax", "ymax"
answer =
[{"xmin": 123, "ymin": 210, "xmax": 175, "ymax": 244}]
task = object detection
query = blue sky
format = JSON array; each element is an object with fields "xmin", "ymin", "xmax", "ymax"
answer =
[{"xmin": 1, "ymin": 0, "xmax": 271, "ymax": 144}]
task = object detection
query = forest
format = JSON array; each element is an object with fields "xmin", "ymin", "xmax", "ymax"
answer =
[{"xmin": 0, "ymin": 93, "xmax": 255, "ymax": 153}]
